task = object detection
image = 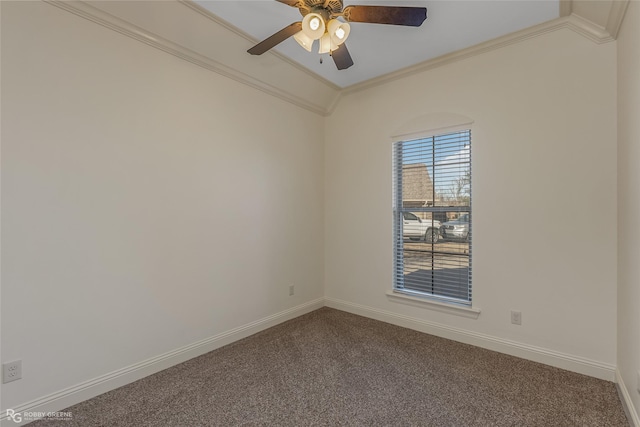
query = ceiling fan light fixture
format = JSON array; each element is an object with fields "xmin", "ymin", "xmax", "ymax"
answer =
[
  {"xmin": 327, "ymin": 19, "xmax": 350, "ymax": 45},
  {"xmin": 301, "ymin": 13, "xmax": 326, "ymax": 40},
  {"xmin": 318, "ymin": 33, "xmax": 337, "ymax": 54},
  {"xmin": 246, "ymin": 3, "xmax": 427, "ymax": 71},
  {"xmin": 293, "ymin": 31, "xmax": 314, "ymax": 52}
]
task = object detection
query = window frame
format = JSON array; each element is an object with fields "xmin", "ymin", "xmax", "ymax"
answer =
[{"xmin": 392, "ymin": 128, "xmax": 473, "ymax": 308}]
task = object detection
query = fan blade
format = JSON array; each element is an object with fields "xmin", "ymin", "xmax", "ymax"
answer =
[
  {"xmin": 276, "ymin": 0, "xmax": 304, "ymax": 7},
  {"xmin": 247, "ymin": 22, "xmax": 302, "ymax": 55},
  {"xmin": 343, "ymin": 5, "xmax": 427, "ymax": 27},
  {"xmin": 331, "ymin": 44, "xmax": 354, "ymax": 70}
]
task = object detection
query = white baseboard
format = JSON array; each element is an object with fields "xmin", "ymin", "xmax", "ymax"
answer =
[
  {"xmin": 1, "ymin": 297, "xmax": 623, "ymax": 426},
  {"xmin": 616, "ymin": 368, "xmax": 640, "ymax": 426},
  {"xmin": 325, "ymin": 297, "xmax": 616, "ymax": 382},
  {"xmin": 1, "ymin": 298, "xmax": 324, "ymax": 427}
]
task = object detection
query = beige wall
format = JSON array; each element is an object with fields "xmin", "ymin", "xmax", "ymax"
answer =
[
  {"xmin": 1, "ymin": 2, "xmax": 324, "ymax": 409},
  {"xmin": 617, "ymin": 0, "xmax": 640, "ymax": 419},
  {"xmin": 325, "ymin": 28, "xmax": 618, "ymax": 372},
  {"xmin": 0, "ymin": 0, "xmax": 630, "ymax": 417}
]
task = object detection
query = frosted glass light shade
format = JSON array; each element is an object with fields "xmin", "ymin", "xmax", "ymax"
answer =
[
  {"xmin": 318, "ymin": 33, "xmax": 337, "ymax": 54},
  {"xmin": 301, "ymin": 13, "xmax": 325, "ymax": 40},
  {"xmin": 294, "ymin": 31, "xmax": 314, "ymax": 52},
  {"xmin": 327, "ymin": 19, "xmax": 350, "ymax": 45}
]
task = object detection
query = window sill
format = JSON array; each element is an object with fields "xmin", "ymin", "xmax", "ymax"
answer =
[{"xmin": 386, "ymin": 291, "xmax": 481, "ymax": 319}]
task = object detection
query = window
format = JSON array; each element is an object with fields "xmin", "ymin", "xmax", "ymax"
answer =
[
  {"xmin": 403, "ymin": 213, "xmax": 419, "ymax": 221},
  {"xmin": 393, "ymin": 130, "xmax": 472, "ymax": 305}
]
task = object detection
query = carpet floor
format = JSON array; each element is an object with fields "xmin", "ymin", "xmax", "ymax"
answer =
[{"xmin": 31, "ymin": 308, "xmax": 628, "ymax": 426}]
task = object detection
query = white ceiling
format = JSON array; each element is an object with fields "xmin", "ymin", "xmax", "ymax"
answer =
[{"xmin": 195, "ymin": 0, "xmax": 560, "ymax": 88}]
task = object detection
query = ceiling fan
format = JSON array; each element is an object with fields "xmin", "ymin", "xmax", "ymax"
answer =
[{"xmin": 247, "ymin": 0, "xmax": 427, "ymax": 70}]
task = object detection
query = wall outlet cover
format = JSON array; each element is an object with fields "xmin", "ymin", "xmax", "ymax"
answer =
[
  {"xmin": 510, "ymin": 310, "xmax": 522, "ymax": 325},
  {"xmin": 3, "ymin": 360, "xmax": 22, "ymax": 384}
]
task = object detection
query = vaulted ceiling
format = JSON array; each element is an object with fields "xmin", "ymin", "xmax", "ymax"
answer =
[
  {"xmin": 48, "ymin": 0, "xmax": 629, "ymax": 115},
  {"xmin": 195, "ymin": 0, "xmax": 560, "ymax": 88}
]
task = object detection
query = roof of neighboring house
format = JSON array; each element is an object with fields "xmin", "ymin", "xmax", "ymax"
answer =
[{"xmin": 402, "ymin": 163, "xmax": 433, "ymax": 206}]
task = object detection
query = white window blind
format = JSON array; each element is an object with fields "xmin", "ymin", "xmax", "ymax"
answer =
[{"xmin": 393, "ymin": 130, "xmax": 472, "ymax": 305}]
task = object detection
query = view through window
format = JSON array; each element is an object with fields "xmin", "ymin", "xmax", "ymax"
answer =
[{"xmin": 393, "ymin": 130, "xmax": 472, "ymax": 304}]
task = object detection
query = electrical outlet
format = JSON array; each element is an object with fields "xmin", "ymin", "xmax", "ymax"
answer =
[
  {"xmin": 289, "ymin": 285, "xmax": 295, "ymax": 296},
  {"xmin": 510, "ymin": 310, "xmax": 522, "ymax": 325},
  {"xmin": 3, "ymin": 360, "xmax": 22, "ymax": 384}
]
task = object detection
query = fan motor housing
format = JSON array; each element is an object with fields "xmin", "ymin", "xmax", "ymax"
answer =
[{"xmin": 299, "ymin": 0, "xmax": 343, "ymax": 18}]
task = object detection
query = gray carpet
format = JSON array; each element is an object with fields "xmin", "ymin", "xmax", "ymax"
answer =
[{"xmin": 31, "ymin": 308, "xmax": 628, "ymax": 426}]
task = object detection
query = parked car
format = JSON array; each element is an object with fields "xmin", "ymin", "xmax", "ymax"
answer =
[
  {"xmin": 402, "ymin": 212, "xmax": 441, "ymax": 243},
  {"xmin": 440, "ymin": 213, "xmax": 470, "ymax": 241}
]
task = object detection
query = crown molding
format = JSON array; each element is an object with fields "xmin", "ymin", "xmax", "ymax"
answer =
[
  {"xmin": 567, "ymin": 12, "xmax": 614, "ymax": 44},
  {"xmin": 178, "ymin": 0, "xmax": 340, "ymax": 92},
  {"xmin": 605, "ymin": 0, "xmax": 630, "ymax": 40},
  {"xmin": 341, "ymin": 13, "xmax": 617, "ymax": 96},
  {"xmin": 40, "ymin": 0, "xmax": 628, "ymax": 116},
  {"xmin": 43, "ymin": 0, "xmax": 335, "ymax": 116},
  {"xmin": 560, "ymin": 0, "xmax": 572, "ymax": 17}
]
